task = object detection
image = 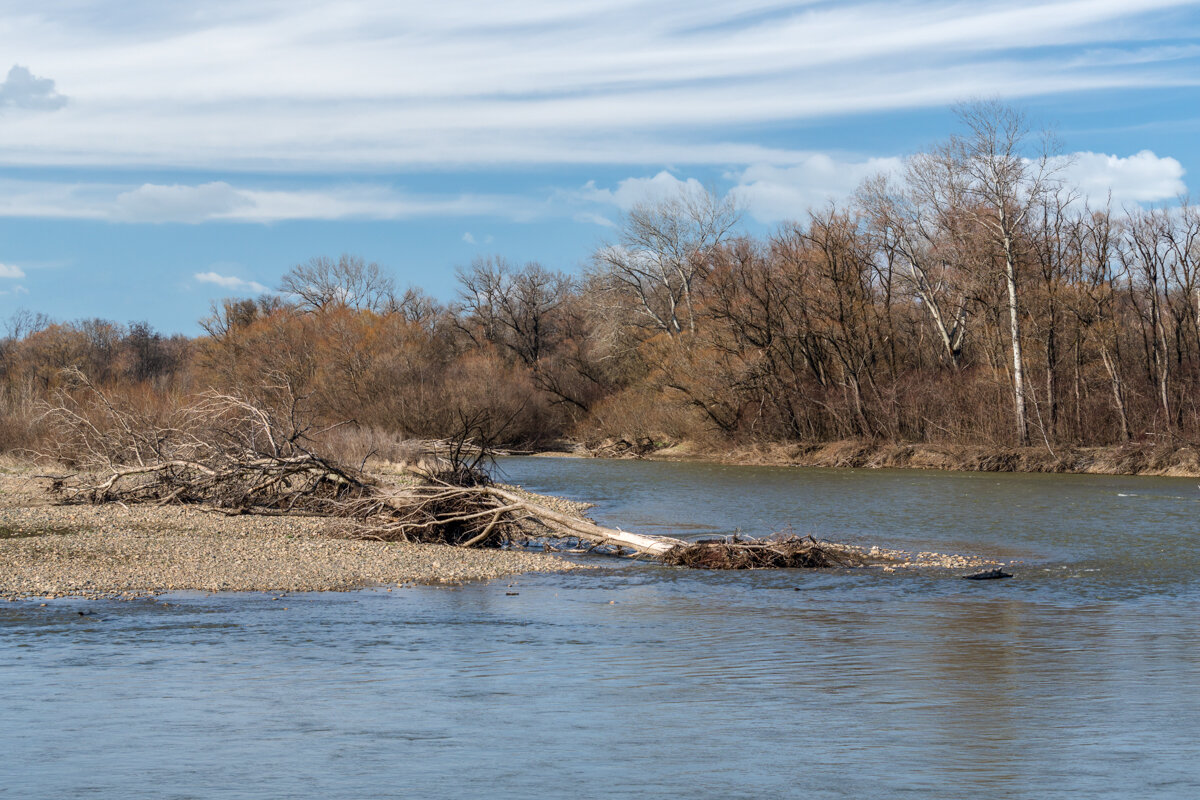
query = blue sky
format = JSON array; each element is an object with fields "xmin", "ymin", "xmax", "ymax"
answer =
[{"xmin": 2, "ymin": 0, "xmax": 1199, "ymax": 334}]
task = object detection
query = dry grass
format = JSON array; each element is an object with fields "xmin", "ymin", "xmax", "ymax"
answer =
[{"xmin": 310, "ymin": 425, "xmax": 428, "ymax": 470}]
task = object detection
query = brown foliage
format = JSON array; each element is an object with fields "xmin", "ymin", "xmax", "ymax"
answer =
[{"xmin": 7, "ymin": 107, "xmax": 1200, "ymax": 464}]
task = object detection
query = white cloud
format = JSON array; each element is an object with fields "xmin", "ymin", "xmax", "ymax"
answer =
[
  {"xmin": 0, "ymin": 151, "xmax": 1188, "ymax": 228},
  {"xmin": 731, "ymin": 155, "xmax": 905, "ymax": 222},
  {"xmin": 573, "ymin": 211, "xmax": 616, "ymax": 228},
  {"xmin": 577, "ymin": 158, "xmax": 904, "ymax": 224},
  {"xmin": 0, "ymin": 262, "xmax": 26, "ymax": 278},
  {"xmin": 0, "ymin": 1, "xmax": 1194, "ymax": 169},
  {"xmin": 115, "ymin": 181, "xmax": 252, "ymax": 223},
  {"xmin": 0, "ymin": 65, "xmax": 67, "ymax": 111},
  {"xmin": 585, "ymin": 149, "xmax": 1190, "ymax": 226},
  {"xmin": 726, "ymin": 150, "xmax": 1187, "ymax": 223},
  {"xmin": 1054, "ymin": 150, "xmax": 1186, "ymax": 206},
  {"xmin": 194, "ymin": 271, "xmax": 268, "ymax": 293},
  {"xmin": 577, "ymin": 171, "xmax": 708, "ymax": 211},
  {"xmin": 0, "ymin": 178, "xmax": 534, "ymax": 223},
  {"xmin": 462, "ymin": 232, "xmax": 476, "ymax": 244}
]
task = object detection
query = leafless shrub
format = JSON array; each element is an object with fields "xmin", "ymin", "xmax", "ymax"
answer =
[{"xmin": 280, "ymin": 254, "xmax": 395, "ymax": 314}]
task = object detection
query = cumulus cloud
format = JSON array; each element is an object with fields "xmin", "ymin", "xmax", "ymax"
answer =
[
  {"xmin": 0, "ymin": 65, "xmax": 67, "ymax": 111},
  {"xmin": 575, "ymin": 159, "xmax": 905, "ymax": 225},
  {"xmin": 577, "ymin": 171, "xmax": 708, "ymax": 211},
  {"xmin": 1055, "ymin": 150, "xmax": 1186, "ymax": 206},
  {"xmin": 728, "ymin": 150, "xmax": 1187, "ymax": 223},
  {"xmin": 0, "ymin": 263, "xmax": 26, "ymax": 279},
  {"xmin": 194, "ymin": 271, "xmax": 268, "ymax": 294},
  {"xmin": 462, "ymin": 232, "xmax": 476, "ymax": 244},
  {"xmin": 731, "ymin": 155, "xmax": 905, "ymax": 222},
  {"xmin": 586, "ymin": 150, "xmax": 1190, "ymax": 227}
]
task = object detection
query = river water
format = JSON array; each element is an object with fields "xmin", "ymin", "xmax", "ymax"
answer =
[{"xmin": 2, "ymin": 458, "xmax": 1198, "ymax": 799}]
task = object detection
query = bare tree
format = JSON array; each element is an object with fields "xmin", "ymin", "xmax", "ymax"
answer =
[
  {"xmin": 280, "ymin": 254, "xmax": 395, "ymax": 313},
  {"xmin": 455, "ymin": 256, "xmax": 573, "ymax": 366},
  {"xmin": 199, "ymin": 295, "xmax": 287, "ymax": 340},
  {"xmin": 388, "ymin": 287, "xmax": 443, "ymax": 329},
  {"xmin": 592, "ymin": 185, "xmax": 739, "ymax": 336},
  {"xmin": 937, "ymin": 101, "xmax": 1061, "ymax": 444},
  {"xmin": 1120, "ymin": 204, "xmax": 1200, "ymax": 431},
  {"xmin": 859, "ymin": 172, "xmax": 974, "ymax": 368},
  {"xmin": 1067, "ymin": 204, "xmax": 1132, "ymax": 440}
]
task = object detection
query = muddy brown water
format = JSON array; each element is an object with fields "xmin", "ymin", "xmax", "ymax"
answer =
[{"xmin": 2, "ymin": 458, "xmax": 1197, "ymax": 799}]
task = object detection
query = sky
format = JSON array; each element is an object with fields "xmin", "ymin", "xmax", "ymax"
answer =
[{"xmin": 1, "ymin": 0, "xmax": 1199, "ymax": 335}]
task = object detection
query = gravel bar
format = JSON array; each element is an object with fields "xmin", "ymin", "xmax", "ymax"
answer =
[{"xmin": 0, "ymin": 474, "xmax": 585, "ymax": 600}]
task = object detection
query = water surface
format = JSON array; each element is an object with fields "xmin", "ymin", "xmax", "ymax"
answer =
[{"xmin": 2, "ymin": 459, "xmax": 1198, "ymax": 799}]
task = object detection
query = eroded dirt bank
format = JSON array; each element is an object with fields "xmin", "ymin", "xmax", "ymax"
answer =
[{"xmin": 567, "ymin": 439, "xmax": 1200, "ymax": 477}]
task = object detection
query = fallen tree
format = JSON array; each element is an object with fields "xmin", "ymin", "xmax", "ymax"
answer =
[{"xmin": 35, "ymin": 369, "xmax": 855, "ymax": 567}]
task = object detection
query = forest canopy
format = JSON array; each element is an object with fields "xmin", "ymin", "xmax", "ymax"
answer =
[{"xmin": 4, "ymin": 104, "xmax": 1200, "ymax": 461}]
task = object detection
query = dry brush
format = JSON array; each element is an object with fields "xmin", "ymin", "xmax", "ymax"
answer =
[{"xmin": 34, "ymin": 369, "xmax": 863, "ymax": 569}]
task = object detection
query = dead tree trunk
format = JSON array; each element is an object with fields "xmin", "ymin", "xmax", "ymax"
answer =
[{"xmin": 485, "ymin": 487, "xmax": 684, "ymax": 556}]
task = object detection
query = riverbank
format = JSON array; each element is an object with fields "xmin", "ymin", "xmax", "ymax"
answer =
[
  {"xmin": 557, "ymin": 438, "xmax": 1200, "ymax": 477},
  {"xmin": 0, "ymin": 473, "xmax": 584, "ymax": 600}
]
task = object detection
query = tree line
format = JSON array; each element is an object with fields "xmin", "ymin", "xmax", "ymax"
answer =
[{"xmin": 3, "ymin": 103, "xmax": 1199, "ymax": 459}]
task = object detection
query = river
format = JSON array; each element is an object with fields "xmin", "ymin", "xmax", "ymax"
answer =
[{"xmin": 2, "ymin": 458, "xmax": 1198, "ymax": 798}]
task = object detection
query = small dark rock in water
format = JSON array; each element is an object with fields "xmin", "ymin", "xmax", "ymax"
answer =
[{"xmin": 963, "ymin": 568, "xmax": 1013, "ymax": 580}]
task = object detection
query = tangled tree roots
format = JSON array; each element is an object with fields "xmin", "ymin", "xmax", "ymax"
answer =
[{"xmin": 659, "ymin": 536, "xmax": 864, "ymax": 570}]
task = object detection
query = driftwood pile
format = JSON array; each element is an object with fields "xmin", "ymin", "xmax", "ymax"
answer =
[
  {"xmin": 36, "ymin": 370, "xmax": 856, "ymax": 570},
  {"xmin": 661, "ymin": 536, "xmax": 863, "ymax": 570},
  {"xmin": 39, "ymin": 369, "xmax": 374, "ymax": 513}
]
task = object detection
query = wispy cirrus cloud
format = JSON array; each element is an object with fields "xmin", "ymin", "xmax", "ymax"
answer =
[
  {"xmin": 0, "ymin": 179, "xmax": 537, "ymax": 223},
  {"xmin": 0, "ymin": 1, "xmax": 1197, "ymax": 169}
]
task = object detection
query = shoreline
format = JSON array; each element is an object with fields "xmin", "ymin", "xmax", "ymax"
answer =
[
  {"xmin": 1, "ymin": 469, "xmax": 1021, "ymax": 600},
  {"xmin": 0, "ymin": 474, "xmax": 585, "ymax": 601},
  {"xmin": 532, "ymin": 439, "xmax": 1200, "ymax": 478}
]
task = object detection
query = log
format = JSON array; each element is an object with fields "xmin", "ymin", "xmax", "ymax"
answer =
[
  {"xmin": 485, "ymin": 487, "xmax": 685, "ymax": 556},
  {"xmin": 962, "ymin": 568, "xmax": 1013, "ymax": 580}
]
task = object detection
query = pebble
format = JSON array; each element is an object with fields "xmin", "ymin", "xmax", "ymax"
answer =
[{"xmin": 0, "ymin": 474, "xmax": 586, "ymax": 601}]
